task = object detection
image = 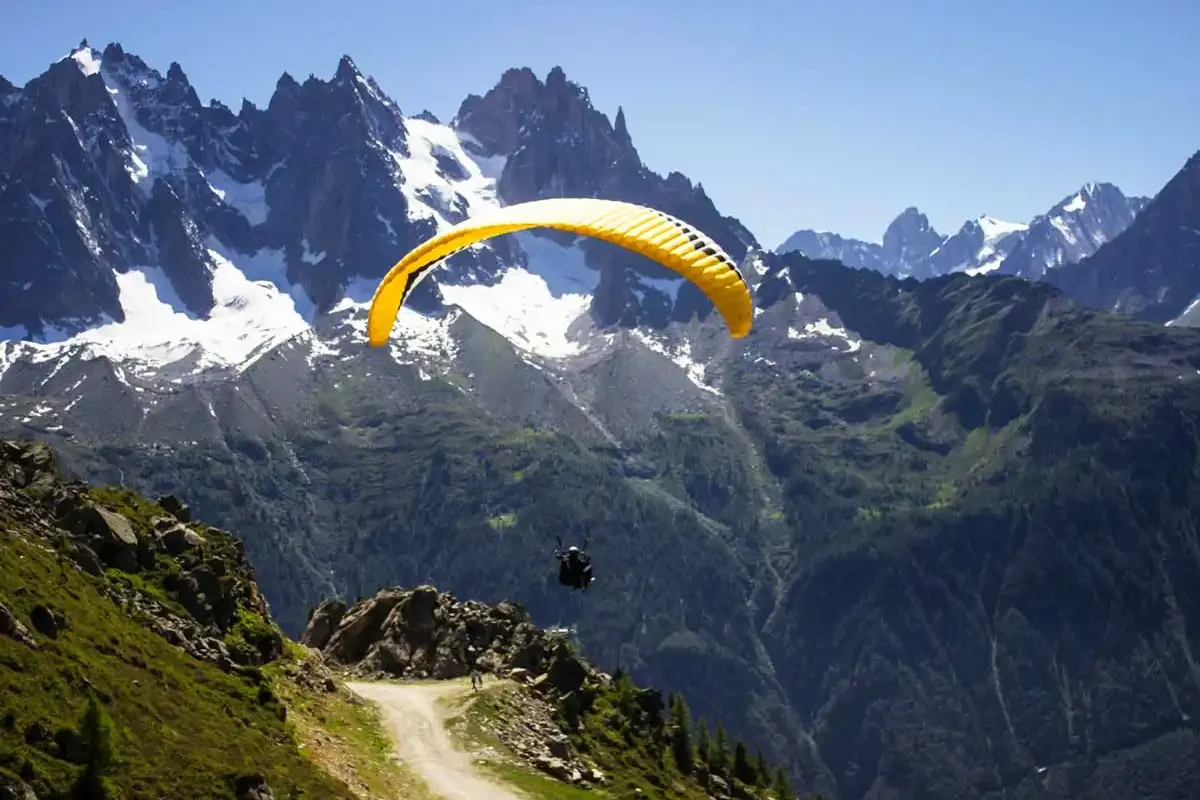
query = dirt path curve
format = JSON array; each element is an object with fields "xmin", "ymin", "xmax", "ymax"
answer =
[{"xmin": 347, "ymin": 679, "xmax": 526, "ymax": 800}]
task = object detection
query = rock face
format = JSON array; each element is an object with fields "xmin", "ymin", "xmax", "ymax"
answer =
[
  {"xmin": 1048, "ymin": 152, "xmax": 1200, "ymax": 325},
  {"xmin": 454, "ymin": 65, "xmax": 759, "ymax": 331},
  {"xmin": 0, "ymin": 438, "xmax": 281, "ymax": 671}
]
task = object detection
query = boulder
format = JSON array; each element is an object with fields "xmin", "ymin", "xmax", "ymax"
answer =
[
  {"xmin": 28, "ymin": 605, "xmax": 59, "ymax": 639},
  {"xmin": 300, "ymin": 599, "xmax": 347, "ymax": 650},
  {"xmin": 157, "ymin": 494, "xmax": 192, "ymax": 522},
  {"xmin": 157, "ymin": 523, "xmax": 205, "ymax": 556},
  {"xmin": 86, "ymin": 506, "xmax": 137, "ymax": 549},
  {"xmin": 233, "ymin": 774, "xmax": 275, "ymax": 800},
  {"xmin": 325, "ymin": 589, "xmax": 406, "ymax": 662},
  {"xmin": 0, "ymin": 771, "xmax": 38, "ymax": 800}
]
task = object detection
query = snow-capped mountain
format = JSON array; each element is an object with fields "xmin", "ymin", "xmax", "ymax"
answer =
[
  {"xmin": 998, "ymin": 182, "xmax": 1149, "ymax": 280},
  {"xmin": 925, "ymin": 214, "xmax": 1029, "ymax": 277},
  {"xmin": 0, "ymin": 44, "xmax": 769, "ymax": 384},
  {"xmin": 777, "ymin": 183, "xmax": 1148, "ymax": 281},
  {"xmin": 777, "ymin": 207, "xmax": 948, "ymax": 280},
  {"xmin": 1, "ymin": 42, "xmax": 875, "ymax": 441},
  {"xmin": 1046, "ymin": 151, "xmax": 1200, "ymax": 326}
]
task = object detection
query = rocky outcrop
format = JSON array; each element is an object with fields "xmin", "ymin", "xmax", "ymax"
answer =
[
  {"xmin": 0, "ymin": 604, "xmax": 37, "ymax": 649},
  {"xmin": 0, "ymin": 438, "xmax": 282, "ymax": 672},
  {"xmin": 458, "ymin": 679, "xmax": 609, "ymax": 789},
  {"xmin": 310, "ymin": 585, "xmax": 590, "ymax": 685},
  {"xmin": 0, "ymin": 772, "xmax": 38, "ymax": 800},
  {"xmin": 305, "ymin": 585, "xmax": 621, "ymax": 785}
]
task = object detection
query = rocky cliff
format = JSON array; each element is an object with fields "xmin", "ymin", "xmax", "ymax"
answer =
[{"xmin": 304, "ymin": 585, "xmax": 799, "ymax": 800}]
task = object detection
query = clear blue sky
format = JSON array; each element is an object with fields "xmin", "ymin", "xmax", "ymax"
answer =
[{"xmin": 4, "ymin": 0, "xmax": 1198, "ymax": 247}]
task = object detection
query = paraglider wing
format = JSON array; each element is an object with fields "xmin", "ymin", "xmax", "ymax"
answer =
[{"xmin": 366, "ymin": 197, "xmax": 752, "ymax": 346}]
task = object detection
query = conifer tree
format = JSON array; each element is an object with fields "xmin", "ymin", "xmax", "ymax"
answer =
[
  {"xmin": 696, "ymin": 718, "xmax": 711, "ymax": 764},
  {"xmin": 711, "ymin": 724, "xmax": 730, "ymax": 774},
  {"xmin": 773, "ymin": 765, "xmax": 795, "ymax": 799},
  {"xmin": 74, "ymin": 692, "xmax": 115, "ymax": 799},
  {"xmin": 668, "ymin": 693, "xmax": 694, "ymax": 773},
  {"xmin": 754, "ymin": 748, "xmax": 770, "ymax": 786},
  {"xmin": 733, "ymin": 740, "xmax": 755, "ymax": 785}
]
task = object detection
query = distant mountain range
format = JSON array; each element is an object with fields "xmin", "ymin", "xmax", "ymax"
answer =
[
  {"xmin": 778, "ymin": 182, "xmax": 1150, "ymax": 282},
  {"xmin": 778, "ymin": 159, "xmax": 1200, "ymax": 329}
]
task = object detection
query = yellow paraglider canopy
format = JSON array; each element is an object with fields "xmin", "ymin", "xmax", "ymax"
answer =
[{"xmin": 366, "ymin": 197, "xmax": 752, "ymax": 346}]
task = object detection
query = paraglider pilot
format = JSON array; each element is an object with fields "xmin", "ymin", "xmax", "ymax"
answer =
[{"xmin": 555, "ymin": 537, "xmax": 593, "ymax": 591}]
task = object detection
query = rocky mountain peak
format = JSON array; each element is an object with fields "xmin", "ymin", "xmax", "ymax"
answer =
[
  {"xmin": 998, "ymin": 180, "xmax": 1148, "ymax": 280},
  {"xmin": 453, "ymin": 66, "xmax": 543, "ymax": 156},
  {"xmin": 881, "ymin": 206, "xmax": 945, "ymax": 277},
  {"xmin": 446, "ymin": 63, "xmax": 758, "ymax": 332},
  {"xmin": 1046, "ymin": 149, "xmax": 1200, "ymax": 323},
  {"xmin": 613, "ymin": 105, "xmax": 631, "ymax": 147},
  {"xmin": 334, "ymin": 54, "xmax": 361, "ymax": 83}
]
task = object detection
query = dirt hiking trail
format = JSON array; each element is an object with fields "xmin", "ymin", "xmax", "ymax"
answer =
[{"xmin": 347, "ymin": 679, "xmax": 526, "ymax": 800}]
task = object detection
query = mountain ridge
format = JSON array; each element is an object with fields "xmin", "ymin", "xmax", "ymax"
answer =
[
  {"xmin": 0, "ymin": 42, "xmax": 756, "ymax": 365},
  {"xmin": 778, "ymin": 182, "xmax": 1150, "ymax": 281}
]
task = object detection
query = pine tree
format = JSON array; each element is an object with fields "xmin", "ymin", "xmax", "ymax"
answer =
[
  {"xmin": 773, "ymin": 765, "xmax": 795, "ymax": 800},
  {"xmin": 733, "ymin": 740, "xmax": 755, "ymax": 785},
  {"xmin": 74, "ymin": 692, "xmax": 115, "ymax": 799},
  {"xmin": 711, "ymin": 724, "xmax": 729, "ymax": 775},
  {"xmin": 696, "ymin": 718, "xmax": 711, "ymax": 765},
  {"xmin": 668, "ymin": 693, "xmax": 694, "ymax": 773},
  {"xmin": 754, "ymin": 748, "xmax": 770, "ymax": 786},
  {"xmin": 615, "ymin": 669, "xmax": 638, "ymax": 716}
]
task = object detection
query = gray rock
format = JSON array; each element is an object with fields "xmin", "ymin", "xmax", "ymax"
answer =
[
  {"xmin": 300, "ymin": 598, "xmax": 346, "ymax": 650},
  {"xmin": 157, "ymin": 523, "xmax": 205, "ymax": 556},
  {"xmin": 0, "ymin": 603, "xmax": 37, "ymax": 649}
]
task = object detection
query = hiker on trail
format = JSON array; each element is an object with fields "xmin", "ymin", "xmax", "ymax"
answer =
[{"xmin": 468, "ymin": 646, "xmax": 483, "ymax": 691}]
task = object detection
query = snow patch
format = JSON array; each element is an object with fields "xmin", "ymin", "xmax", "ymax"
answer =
[
  {"xmin": 1, "ymin": 244, "xmax": 312, "ymax": 379},
  {"xmin": 1062, "ymin": 192, "xmax": 1087, "ymax": 213},
  {"xmin": 965, "ymin": 256, "xmax": 1005, "ymax": 276},
  {"xmin": 978, "ymin": 215, "xmax": 1028, "ymax": 244},
  {"xmin": 630, "ymin": 330, "xmax": 720, "ymax": 395},
  {"xmin": 329, "ymin": 295, "xmax": 459, "ymax": 367},
  {"xmin": 390, "ymin": 116, "xmax": 503, "ymax": 229},
  {"xmin": 636, "ymin": 274, "xmax": 683, "ymax": 301},
  {"xmin": 428, "ymin": 231, "xmax": 598, "ymax": 359},
  {"xmin": 0, "ymin": 339, "xmax": 29, "ymax": 383},
  {"xmin": 301, "ymin": 239, "xmax": 326, "ymax": 265},
  {"xmin": 1166, "ymin": 295, "xmax": 1200, "ymax": 327},
  {"xmin": 1049, "ymin": 216, "xmax": 1078, "ymax": 247},
  {"xmin": 440, "ymin": 269, "xmax": 591, "ymax": 360},
  {"xmin": 205, "ymin": 169, "xmax": 268, "ymax": 226},
  {"xmin": 788, "ymin": 317, "xmax": 862, "ymax": 352},
  {"xmin": 101, "ymin": 67, "xmax": 190, "ymax": 193},
  {"xmin": 456, "ymin": 130, "xmax": 508, "ymax": 180},
  {"xmin": 71, "ymin": 48, "xmax": 101, "ymax": 76},
  {"xmin": 20, "ymin": 403, "xmax": 54, "ymax": 424}
]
